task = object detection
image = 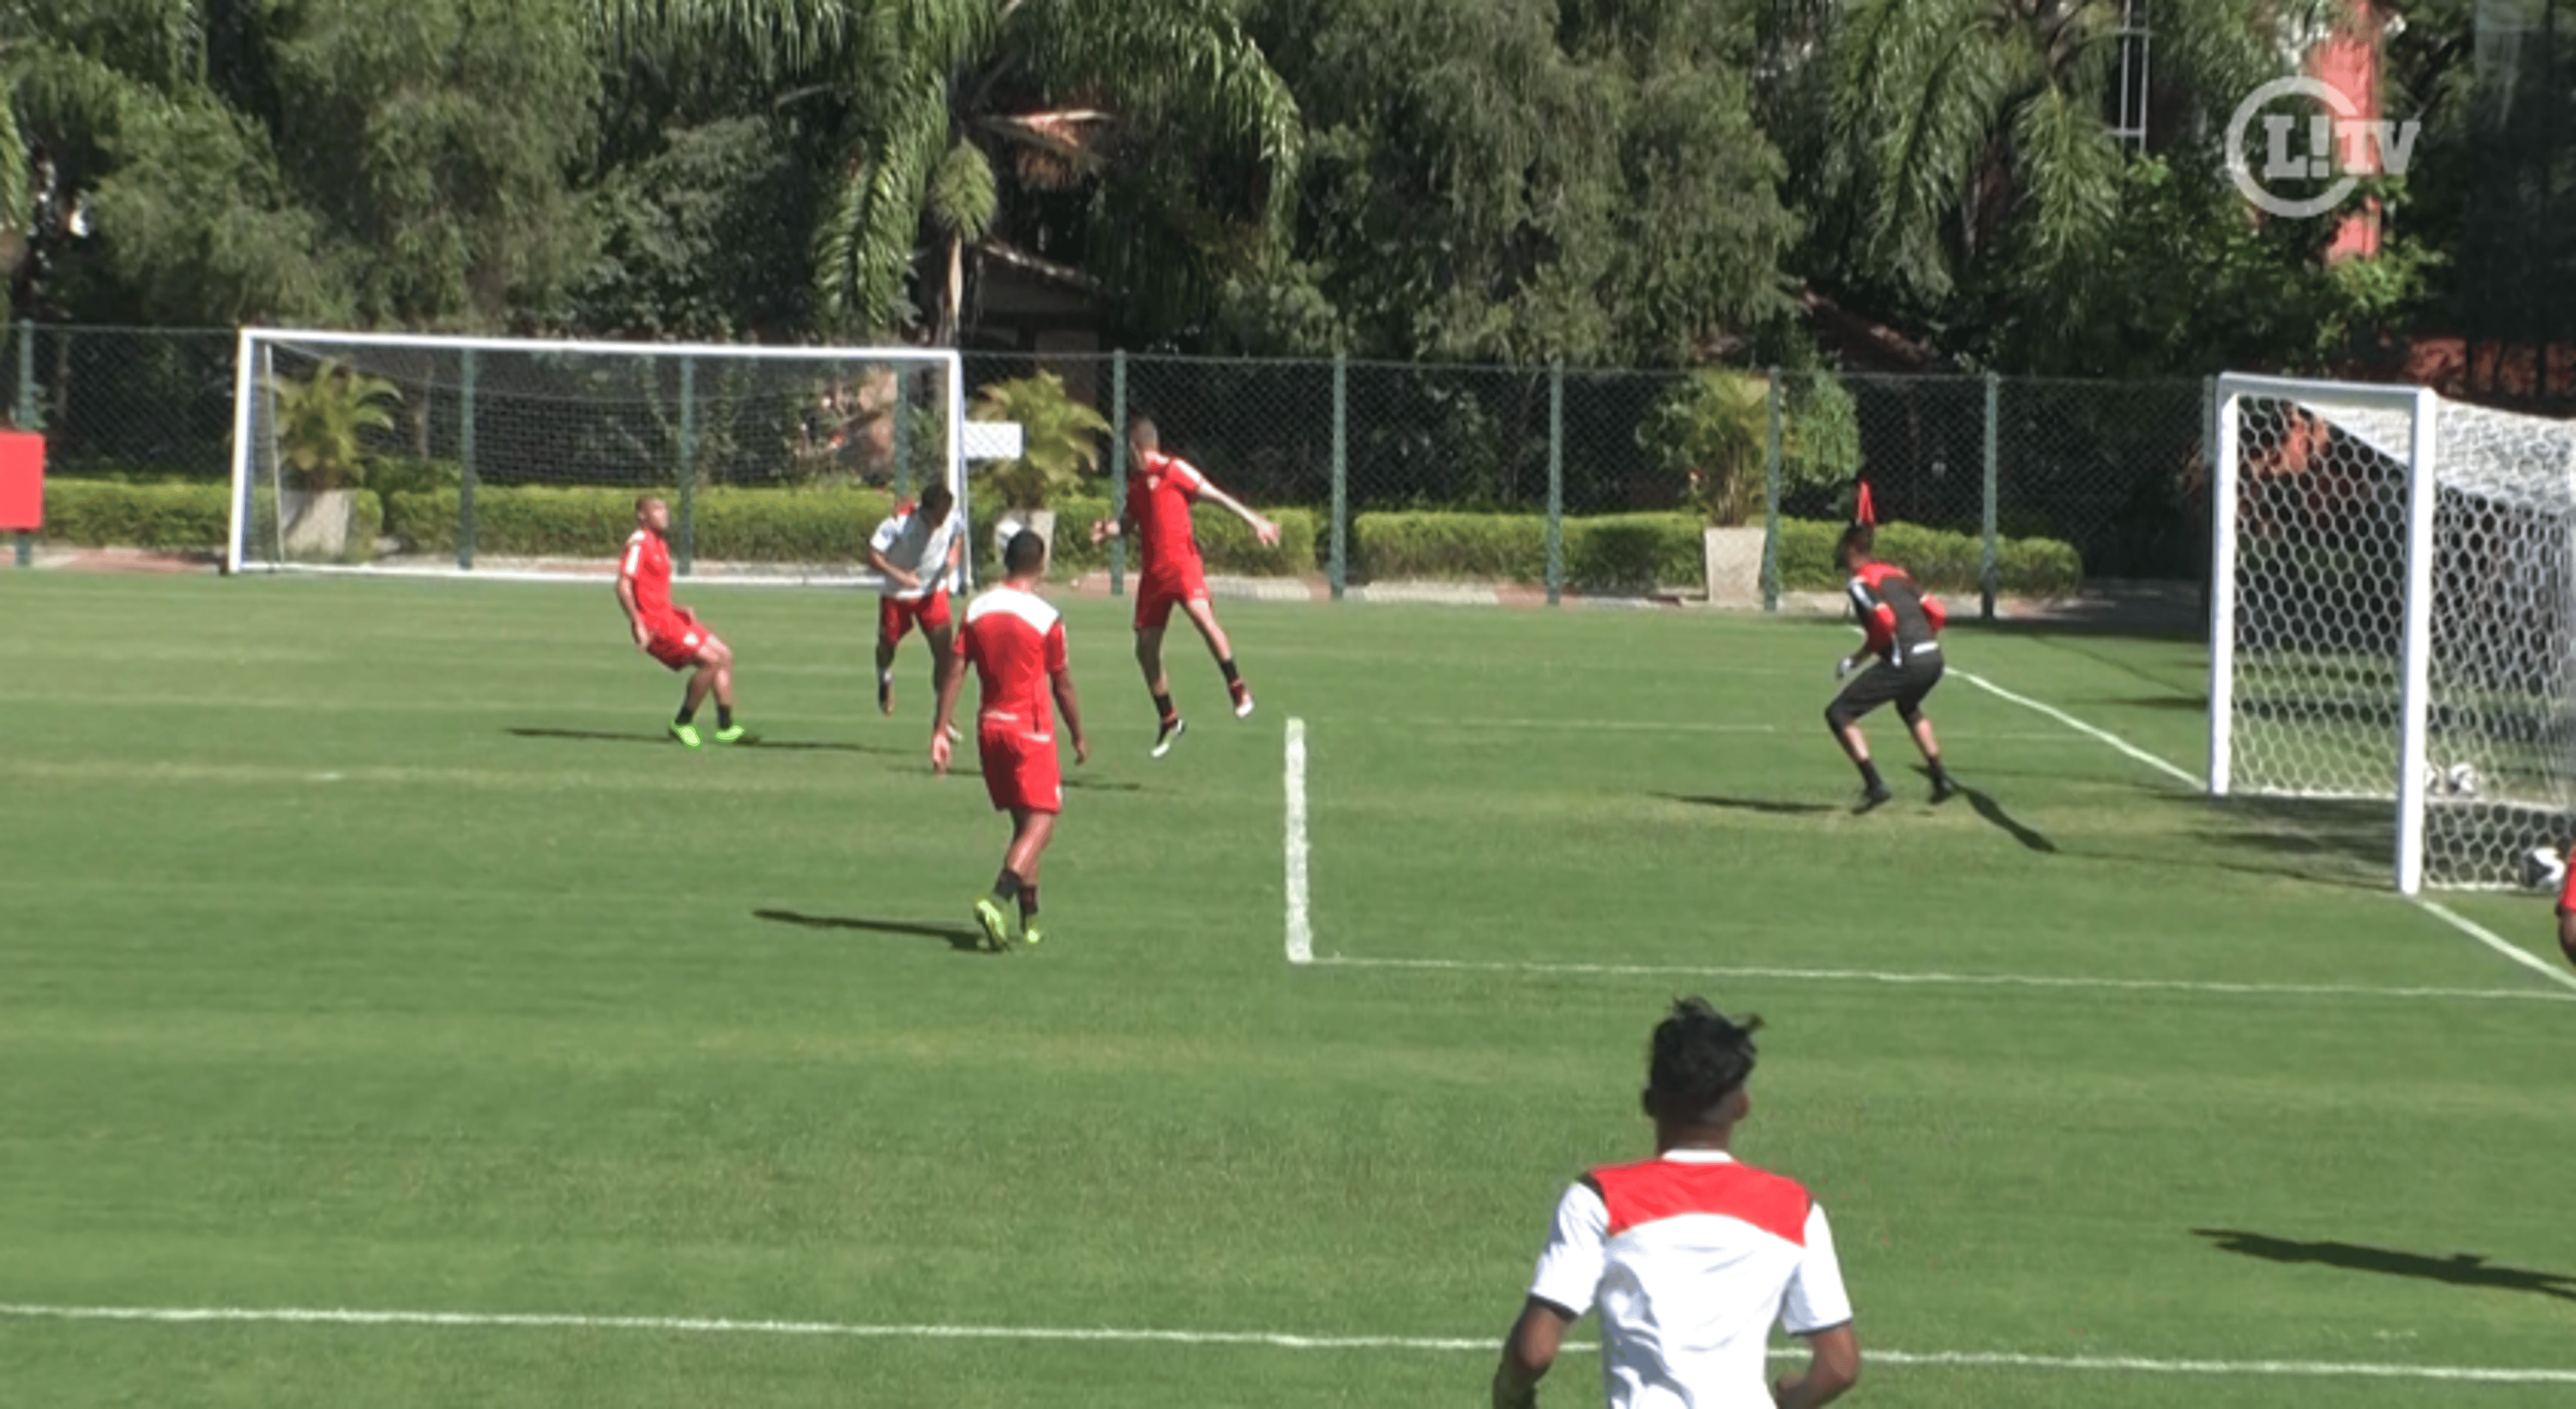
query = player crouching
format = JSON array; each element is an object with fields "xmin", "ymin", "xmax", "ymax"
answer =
[
  {"xmin": 932, "ymin": 530, "xmax": 1089, "ymax": 952},
  {"xmin": 1827, "ymin": 524, "xmax": 1955, "ymax": 811},
  {"xmin": 616, "ymin": 496, "xmax": 745, "ymax": 748}
]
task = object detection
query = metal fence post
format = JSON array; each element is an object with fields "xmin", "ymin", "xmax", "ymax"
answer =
[
  {"xmin": 1546, "ymin": 360, "xmax": 1565, "ymax": 606},
  {"xmin": 892, "ymin": 365, "xmax": 914, "ymax": 500},
  {"xmin": 1330, "ymin": 353, "xmax": 1348, "ymax": 601},
  {"xmin": 676, "ymin": 355, "xmax": 697, "ymax": 576},
  {"xmin": 1108, "ymin": 351, "xmax": 1128, "ymax": 596},
  {"xmin": 1981, "ymin": 372, "xmax": 2000, "ymax": 621},
  {"xmin": 1762, "ymin": 368, "xmax": 1783, "ymax": 614},
  {"xmin": 15, "ymin": 321, "xmax": 34, "ymax": 430},
  {"xmin": 458, "ymin": 347, "xmax": 478, "ymax": 571}
]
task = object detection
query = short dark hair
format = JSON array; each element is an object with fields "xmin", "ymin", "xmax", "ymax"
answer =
[
  {"xmin": 1004, "ymin": 528, "xmax": 1048, "ymax": 575},
  {"xmin": 1644, "ymin": 996, "xmax": 1762, "ymax": 1125},
  {"xmin": 918, "ymin": 482, "xmax": 955, "ymax": 518},
  {"xmin": 1837, "ymin": 523, "xmax": 1874, "ymax": 559},
  {"xmin": 1128, "ymin": 414, "xmax": 1159, "ymax": 449}
]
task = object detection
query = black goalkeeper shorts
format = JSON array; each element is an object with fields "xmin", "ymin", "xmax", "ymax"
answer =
[{"xmin": 1827, "ymin": 653, "xmax": 1945, "ymax": 728}]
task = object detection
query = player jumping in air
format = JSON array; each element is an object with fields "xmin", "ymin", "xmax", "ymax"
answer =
[
  {"xmin": 866, "ymin": 482, "xmax": 965, "ymax": 728},
  {"xmin": 932, "ymin": 529, "xmax": 1089, "ymax": 952},
  {"xmin": 616, "ymin": 496, "xmax": 744, "ymax": 748},
  {"xmin": 1827, "ymin": 524, "xmax": 1955, "ymax": 811},
  {"xmin": 1088, "ymin": 416, "xmax": 1280, "ymax": 757}
]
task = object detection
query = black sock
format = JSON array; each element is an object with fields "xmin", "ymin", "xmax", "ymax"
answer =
[
  {"xmin": 1219, "ymin": 657, "xmax": 1242, "ymax": 687},
  {"xmin": 1019, "ymin": 885, "xmax": 1039, "ymax": 920},
  {"xmin": 716, "ymin": 703, "xmax": 734, "ymax": 730},
  {"xmin": 1927, "ymin": 756, "xmax": 1949, "ymax": 784},
  {"xmin": 1154, "ymin": 691, "xmax": 1177, "ymax": 725},
  {"xmin": 1858, "ymin": 758, "xmax": 1885, "ymax": 791},
  {"xmin": 676, "ymin": 703, "xmax": 696, "ymax": 725},
  {"xmin": 993, "ymin": 870, "xmax": 1022, "ymax": 902}
]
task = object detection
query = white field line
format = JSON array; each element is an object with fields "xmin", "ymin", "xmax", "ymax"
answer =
[
  {"xmin": 3, "ymin": 1304, "xmax": 2573, "ymax": 1385},
  {"xmin": 1284, "ymin": 718, "xmax": 1312, "ymax": 966},
  {"xmin": 2416, "ymin": 901, "xmax": 2576, "ymax": 994},
  {"xmin": 1313, "ymin": 956, "xmax": 2572, "ymax": 1004},
  {"xmin": 1950, "ymin": 669, "xmax": 2200, "ymax": 788},
  {"xmin": 1953, "ymin": 667, "xmax": 2576, "ymax": 993}
]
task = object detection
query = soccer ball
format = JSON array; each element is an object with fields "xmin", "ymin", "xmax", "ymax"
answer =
[
  {"xmin": 2443, "ymin": 763, "xmax": 2483, "ymax": 798},
  {"xmin": 2521, "ymin": 846, "xmax": 2567, "ymax": 892}
]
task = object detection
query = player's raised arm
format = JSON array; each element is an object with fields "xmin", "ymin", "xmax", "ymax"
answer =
[{"xmin": 1193, "ymin": 477, "xmax": 1281, "ymax": 547}]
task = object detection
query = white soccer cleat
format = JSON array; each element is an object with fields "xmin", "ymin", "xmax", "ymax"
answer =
[{"xmin": 1233, "ymin": 693, "xmax": 1255, "ymax": 720}]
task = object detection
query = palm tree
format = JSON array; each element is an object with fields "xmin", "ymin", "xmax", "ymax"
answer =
[
  {"xmin": 587, "ymin": 0, "xmax": 1300, "ymax": 343},
  {"xmin": 1813, "ymin": 0, "xmax": 2332, "ymax": 308}
]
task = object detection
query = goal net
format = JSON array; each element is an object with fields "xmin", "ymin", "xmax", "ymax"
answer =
[
  {"xmin": 2210, "ymin": 373, "xmax": 2576, "ymax": 893},
  {"xmin": 227, "ymin": 329, "xmax": 969, "ymax": 585}
]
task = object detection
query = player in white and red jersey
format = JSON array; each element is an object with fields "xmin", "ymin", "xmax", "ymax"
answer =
[
  {"xmin": 866, "ymin": 482, "xmax": 965, "ymax": 723},
  {"xmin": 1494, "ymin": 998, "xmax": 1860, "ymax": 1409},
  {"xmin": 1088, "ymin": 415, "xmax": 1279, "ymax": 757},
  {"xmin": 614, "ymin": 496, "xmax": 744, "ymax": 748},
  {"xmin": 932, "ymin": 529, "xmax": 1089, "ymax": 952}
]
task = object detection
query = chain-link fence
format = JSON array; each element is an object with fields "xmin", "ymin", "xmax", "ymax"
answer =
[{"xmin": 17, "ymin": 325, "xmax": 2216, "ymax": 606}]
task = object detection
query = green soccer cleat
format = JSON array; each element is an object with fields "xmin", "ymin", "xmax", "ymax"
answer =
[
  {"xmin": 973, "ymin": 895, "xmax": 1016, "ymax": 953},
  {"xmin": 714, "ymin": 724, "xmax": 748, "ymax": 744},
  {"xmin": 669, "ymin": 721, "xmax": 703, "ymax": 749}
]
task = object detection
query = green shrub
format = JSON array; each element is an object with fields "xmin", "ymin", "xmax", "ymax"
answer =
[
  {"xmin": 1354, "ymin": 511, "xmax": 1703, "ymax": 591},
  {"xmin": 1775, "ymin": 517, "xmax": 2082, "ymax": 596},
  {"xmin": 1564, "ymin": 514, "xmax": 1705, "ymax": 594},
  {"xmin": 40, "ymin": 479, "xmax": 233, "ymax": 549}
]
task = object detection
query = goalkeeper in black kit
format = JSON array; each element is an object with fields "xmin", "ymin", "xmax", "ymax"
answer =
[{"xmin": 1827, "ymin": 524, "xmax": 1957, "ymax": 811}]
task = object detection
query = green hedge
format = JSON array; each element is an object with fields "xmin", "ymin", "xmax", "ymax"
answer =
[
  {"xmin": 41, "ymin": 479, "xmax": 234, "ymax": 550},
  {"xmin": 1354, "ymin": 511, "xmax": 2084, "ymax": 597}
]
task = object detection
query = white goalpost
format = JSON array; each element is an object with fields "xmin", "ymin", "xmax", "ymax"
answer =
[
  {"xmin": 2209, "ymin": 372, "xmax": 2576, "ymax": 893},
  {"xmin": 226, "ymin": 328, "xmax": 978, "ymax": 587}
]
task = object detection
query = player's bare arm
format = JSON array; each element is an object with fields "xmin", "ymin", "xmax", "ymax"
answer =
[
  {"xmin": 929, "ymin": 653, "xmax": 968, "ymax": 773},
  {"xmin": 1196, "ymin": 481, "xmax": 1281, "ymax": 547},
  {"xmin": 1052, "ymin": 666, "xmax": 1089, "ymax": 766},
  {"xmin": 1772, "ymin": 1322, "xmax": 1861, "ymax": 1408},
  {"xmin": 1491, "ymin": 1297, "xmax": 1574, "ymax": 1409},
  {"xmin": 614, "ymin": 576, "xmax": 649, "ymax": 650},
  {"xmin": 865, "ymin": 544, "xmax": 922, "ymax": 592}
]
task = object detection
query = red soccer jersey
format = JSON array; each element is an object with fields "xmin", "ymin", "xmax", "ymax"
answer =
[
  {"xmin": 1130, "ymin": 449, "xmax": 1208, "ymax": 575},
  {"xmin": 956, "ymin": 586, "xmax": 1068, "ymax": 732},
  {"xmin": 619, "ymin": 528, "xmax": 676, "ymax": 620}
]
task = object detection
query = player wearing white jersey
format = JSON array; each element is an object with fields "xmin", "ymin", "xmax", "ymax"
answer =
[
  {"xmin": 1494, "ymin": 998, "xmax": 1859, "ymax": 1409},
  {"xmin": 867, "ymin": 482, "xmax": 966, "ymax": 724}
]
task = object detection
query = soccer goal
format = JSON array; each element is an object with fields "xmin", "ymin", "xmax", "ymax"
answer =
[
  {"xmin": 227, "ymin": 328, "xmax": 977, "ymax": 585},
  {"xmin": 2209, "ymin": 372, "xmax": 2576, "ymax": 893}
]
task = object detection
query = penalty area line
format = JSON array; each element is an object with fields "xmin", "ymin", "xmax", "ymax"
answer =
[
  {"xmin": 1284, "ymin": 717, "xmax": 1311, "ymax": 966},
  {"xmin": 2, "ymin": 1304, "xmax": 2574, "ymax": 1384}
]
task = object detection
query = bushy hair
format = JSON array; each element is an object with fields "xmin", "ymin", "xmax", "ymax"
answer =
[
  {"xmin": 920, "ymin": 482, "xmax": 955, "ymax": 518},
  {"xmin": 1004, "ymin": 528, "xmax": 1048, "ymax": 575},
  {"xmin": 1644, "ymin": 996, "xmax": 1762, "ymax": 1125}
]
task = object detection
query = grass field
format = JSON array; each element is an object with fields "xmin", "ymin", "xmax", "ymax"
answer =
[{"xmin": 4, "ymin": 571, "xmax": 2572, "ymax": 1408}]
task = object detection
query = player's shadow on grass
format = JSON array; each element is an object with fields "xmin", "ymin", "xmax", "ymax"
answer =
[
  {"xmin": 2194, "ymin": 1229, "xmax": 2576, "ymax": 1303},
  {"xmin": 753, "ymin": 908, "xmax": 984, "ymax": 952},
  {"xmin": 507, "ymin": 726, "xmax": 899, "ymax": 756},
  {"xmin": 1945, "ymin": 779, "xmax": 2059, "ymax": 854},
  {"xmin": 1650, "ymin": 793, "xmax": 1837, "ymax": 817}
]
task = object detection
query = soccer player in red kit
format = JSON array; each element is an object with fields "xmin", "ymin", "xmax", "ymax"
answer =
[
  {"xmin": 2557, "ymin": 852, "xmax": 2576, "ymax": 968},
  {"xmin": 616, "ymin": 496, "xmax": 744, "ymax": 748},
  {"xmin": 1828, "ymin": 524, "xmax": 1955, "ymax": 810},
  {"xmin": 932, "ymin": 529, "xmax": 1089, "ymax": 952},
  {"xmin": 1088, "ymin": 416, "xmax": 1279, "ymax": 756}
]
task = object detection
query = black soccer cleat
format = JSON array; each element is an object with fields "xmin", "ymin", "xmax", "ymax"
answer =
[
  {"xmin": 1930, "ymin": 776, "xmax": 1960, "ymax": 805},
  {"xmin": 1854, "ymin": 783, "xmax": 1894, "ymax": 813}
]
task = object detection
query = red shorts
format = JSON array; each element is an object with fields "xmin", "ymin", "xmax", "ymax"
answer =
[
  {"xmin": 644, "ymin": 609, "xmax": 710, "ymax": 672},
  {"xmin": 879, "ymin": 589, "xmax": 953, "ymax": 644},
  {"xmin": 1134, "ymin": 560, "xmax": 1210, "ymax": 632},
  {"xmin": 978, "ymin": 724, "xmax": 1063, "ymax": 814}
]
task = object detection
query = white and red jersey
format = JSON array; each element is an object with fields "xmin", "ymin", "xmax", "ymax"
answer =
[
  {"xmin": 955, "ymin": 585, "xmax": 1067, "ymax": 734},
  {"xmin": 1526, "ymin": 1149, "xmax": 1851, "ymax": 1409},
  {"xmin": 1130, "ymin": 449, "xmax": 1208, "ymax": 577},
  {"xmin": 870, "ymin": 499, "xmax": 962, "ymax": 601},
  {"xmin": 619, "ymin": 528, "xmax": 676, "ymax": 620}
]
